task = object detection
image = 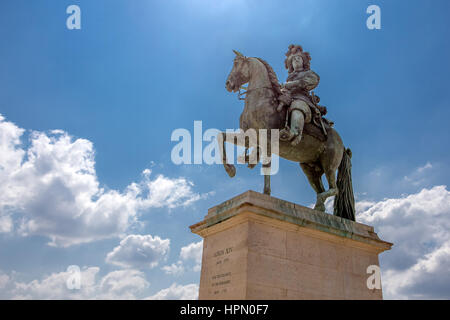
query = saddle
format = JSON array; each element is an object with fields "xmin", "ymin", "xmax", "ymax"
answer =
[
  {"xmin": 278, "ymin": 90, "xmax": 334, "ymax": 142},
  {"xmin": 304, "ymin": 119, "xmax": 331, "ymax": 142},
  {"xmin": 282, "ymin": 103, "xmax": 333, "ymax": 142}
]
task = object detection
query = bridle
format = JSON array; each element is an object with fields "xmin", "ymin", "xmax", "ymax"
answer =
[
  {"xmin": 238, "ymin": 85, "xmax": 273, "ymax": 101},
  {"xmin": 231, "ymin": 55, "xmax": 275, "ymax": 101}
]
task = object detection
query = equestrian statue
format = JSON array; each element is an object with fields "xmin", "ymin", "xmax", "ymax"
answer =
[{"xmin": 219, "ymin": 44, "xmax": 355, "ymax": 221}]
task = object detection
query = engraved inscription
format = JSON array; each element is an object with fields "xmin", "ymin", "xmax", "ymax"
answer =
[
  {"xmin": 211, "ymin": 271, "xmax": 231, "ymax": 295},
  {"xmin": 213, "ymin": 247, "xmax": 233, "ymax": 258},
  {"xmin": 210, "ymin": 247, "xmax": 234, "ymax": 295}
]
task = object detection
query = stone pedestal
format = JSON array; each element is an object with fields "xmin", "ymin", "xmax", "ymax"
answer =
[{"xmin": 190, "ymin": 191, "xmax": 392, "ymax": 300}]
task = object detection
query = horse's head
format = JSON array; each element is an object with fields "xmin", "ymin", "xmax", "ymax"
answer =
[{"xmin": 226, "ymin": 50, "xmax": 251, "ymax": 93}]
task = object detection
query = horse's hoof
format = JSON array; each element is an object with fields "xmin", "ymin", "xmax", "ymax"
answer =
[
  {"xmin": 314, "ymin": 203, "xmax": 326, "ymax": 212},
  {"xmin": 224, "ymin": 164, "xmax": 236, "ymax": 178},
  {"xmin": 237, "ymin": 154, "xmax": 246, "ymax": 164},
  {"xmin": 247, "ymin": 163, "xmax": 257, "ymax": 169}
]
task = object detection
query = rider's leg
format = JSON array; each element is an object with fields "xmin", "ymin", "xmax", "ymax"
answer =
[
  {"xmin": 290, "ymin": 110, "xmax": 305, "ymax": 146},
  {"xmin": 290, "ymin": 100, "xmax": 310, "ymax": 146}
]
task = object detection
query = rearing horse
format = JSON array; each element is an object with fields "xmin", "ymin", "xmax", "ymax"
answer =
[{"xmin": 218, "ymin": 50, "xmax": 355, "ymax": 220}]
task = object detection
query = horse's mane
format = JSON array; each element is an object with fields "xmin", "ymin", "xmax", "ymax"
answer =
[{"xmin": 254, "ymin": 57, "xmax": 282, "ymax": 99}]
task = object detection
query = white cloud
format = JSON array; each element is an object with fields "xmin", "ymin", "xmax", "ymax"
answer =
[
  {"xmin": 0, "ymin": 114, "xmax": 25, "ymax": 175},
  {"xmin": 161, "ymin": 261, "xmax": 185, "ymax": 276},
  {"xmin": 0, "ymin": 215, "xmax": 13, "ymax": 233},
  {"xmin": 0, "ymin": 271, "xmax": 10, "ymax": 289},
  {"xmin": 145, "ymin": 283, "xmax": 198, "ymax": 300},
  {"xmin": 417, "ymin": 162, "xmax": 433, "ymax": 173},
  {"xmin": 0, "ymin": 114, "xmax": 206, "ymax": 247},
  {"xmin": 357, "ymin": 185, "xmax": 450, "ymax": 299},
  {"xmin": 106, "ymin": 234, "xmax": 170, "ymax": 269},
  {"xmin": 0, "ymin": 268, "xmax": 199, "ymax": 300},
  {"xmin": 403, "ymin": 162, "xmax": 434, "ymax": 186},
  {"xmin": 382, "ymin": 241, "xmax": 450, "ymax": 300},
  {"xmin": 96, "ymin": 269, "xmax": 150, "ymax": 299},
  {"xmin": 180, "ymin": 240, "xmax": 203, "ymax": 272},
  {"xmin": 0, "ymin": 267, "xmax": 149, "ymax": 300},
  {"xmin": 12, "ymin": 267, "xmax": 100, "ymax": 300},
  {"xmin": 160, "ymin": 241, "xmax": 203, "ymax": 276}
]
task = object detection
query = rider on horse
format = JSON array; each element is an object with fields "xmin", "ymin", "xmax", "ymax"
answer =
[
  {"xmin": 223, "ymin": 48, "xmax": 355, "ymax": 219},
  {"xmin": 278, "ymin": 44, "xmax": 325, "ymax": 145}
]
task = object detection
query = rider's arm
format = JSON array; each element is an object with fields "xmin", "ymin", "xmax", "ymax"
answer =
[{"xmin": 284, "ymin": 70, "xmax": 320, "ymax": 91}]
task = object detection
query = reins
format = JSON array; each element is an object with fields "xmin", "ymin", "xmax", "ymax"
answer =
[{"xmin": 237, "ymin": 86, "xmax": 274, "ymax": 101}]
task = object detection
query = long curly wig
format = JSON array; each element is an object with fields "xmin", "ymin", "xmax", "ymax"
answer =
[{"xmin": 284, "ymin": 44, "xmax": 311, "ymax": 72}]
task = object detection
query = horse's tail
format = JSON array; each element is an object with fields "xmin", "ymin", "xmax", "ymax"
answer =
[{"xmin": 333, "ymin": 148, "xmax": 356, "ymax": 221}]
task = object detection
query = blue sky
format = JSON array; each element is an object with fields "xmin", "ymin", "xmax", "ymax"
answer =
[{"xmin": 0, "ymin": 0, "xmax": 449, "ymax": 299}]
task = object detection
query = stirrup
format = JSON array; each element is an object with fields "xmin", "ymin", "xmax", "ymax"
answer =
[{"xmin": 280, "ymin": 128, "xmax": 295, "ymax": 141}]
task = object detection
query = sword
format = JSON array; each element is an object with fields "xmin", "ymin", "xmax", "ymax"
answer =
[{"xmin": 311, "ymin": 92, "xmax": 327, "ymax": 136}]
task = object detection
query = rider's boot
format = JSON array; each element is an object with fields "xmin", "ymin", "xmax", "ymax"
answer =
[{"xmin": 279, "ymin": 127, "xmax": 295, "ymax": 141}]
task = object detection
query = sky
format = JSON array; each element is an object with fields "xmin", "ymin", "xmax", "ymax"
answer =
[{"xmin": 0, "ymin": 0, "xmax": 449, "ymax": 299}]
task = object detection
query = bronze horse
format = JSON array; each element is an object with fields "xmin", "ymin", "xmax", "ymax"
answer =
[{"xmin": 219, "ymin": 50, "xmax": 355, "ymax": 220}]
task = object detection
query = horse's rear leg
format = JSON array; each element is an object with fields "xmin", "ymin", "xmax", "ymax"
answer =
[
  {"xmin": 300, "ymin": 163, "xmax": 326, "ymax": 211},
  {"xmin": 316, "ymin": 168, "xmax": 339, "ymax": 211},
  {"xmin": 262, "ymin": 162, "xmax": 271, "ymax": 195},
  {"xmin": 315, "ymin": 135, "xmax": 343, "ymax": 212}
]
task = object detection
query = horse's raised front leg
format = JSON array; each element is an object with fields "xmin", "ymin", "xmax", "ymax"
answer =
[
  {"xmin": 237, "ymin": 147, "xmax": 259, "ymax": 169},
  {"xmin": 247, "ymin": 147, "xmax": 259, "ymax": 169},
  {"xmin": 218, "ymin": 132, "xmax": 236, "ymax": 178}
]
